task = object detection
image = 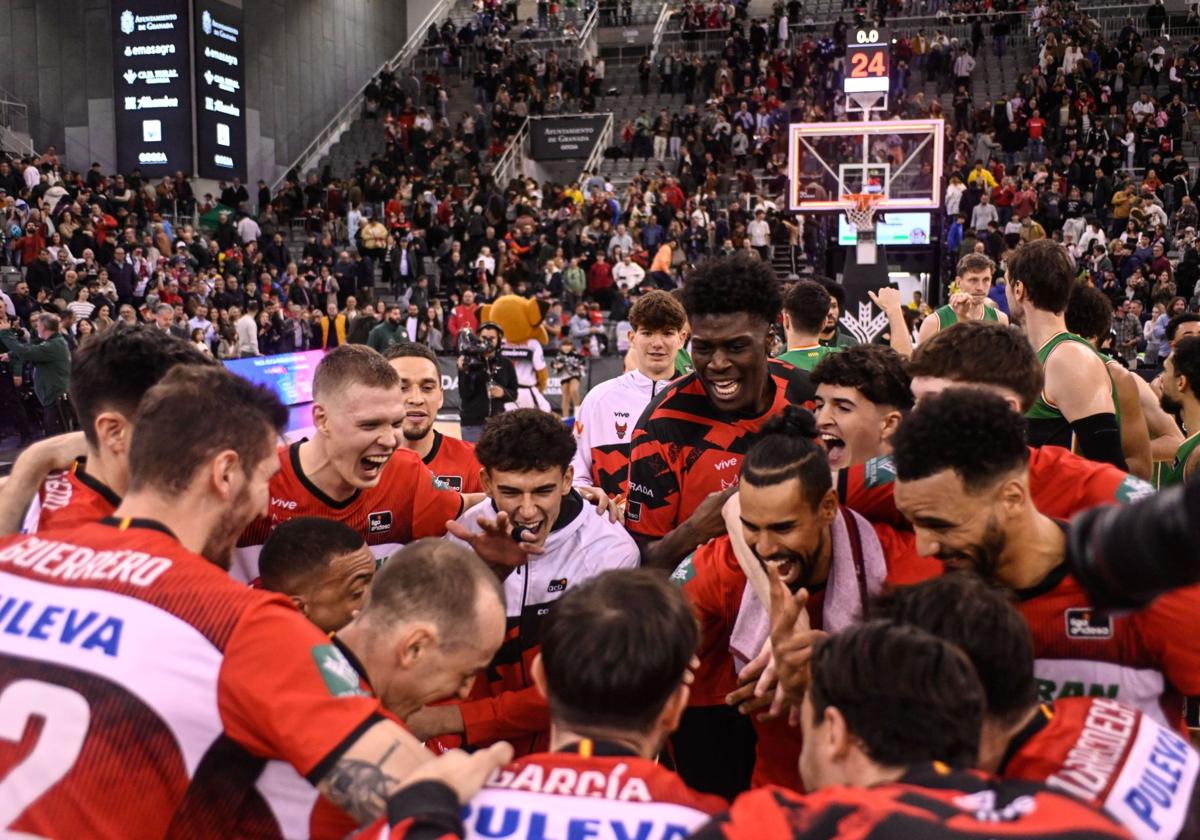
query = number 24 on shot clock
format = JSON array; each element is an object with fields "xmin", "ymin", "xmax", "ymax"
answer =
[{"xmin": 845, "ymin": 29, "xmax": 890, "ymax": 93}]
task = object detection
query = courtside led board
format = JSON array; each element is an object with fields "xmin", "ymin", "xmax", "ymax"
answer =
[
  {"xmin": 787, "ymin": 118, "xmax": 945, "ymax": 212},
  {"xmin": 845, "ymin": 29, "xmax": 891, "ymax": 93}
]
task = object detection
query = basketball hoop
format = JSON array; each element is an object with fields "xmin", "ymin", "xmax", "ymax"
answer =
[
  {"xmin": 843, "ymin": 193, "xmax": 884, "ymax": 265},
  {"xmin": 843, "ymin": 192, "xmax": 884, "ymax": 234}
]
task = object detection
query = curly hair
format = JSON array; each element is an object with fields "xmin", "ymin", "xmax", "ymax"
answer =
[
  {"xmin": 892, "ymin": 388, "xmax": 1030, "ymax": 491},
  {"xmin": 1064, "ymin": 284, "xmax": 1113, "ymax": 342},
  {"xmin": 475, "ymin": 408, "xmax": 577, "ymax": 473},
  {"xmin": 811, "ymin": 345, "xmax": 913, "ymax": 410},
  {"xmin": 1172, "ymin": 336, "xmax": 1200, "ymax": 388},
  {"xmin": 680, "ymin": 252, "xmax": 782, "ymax": 325}
]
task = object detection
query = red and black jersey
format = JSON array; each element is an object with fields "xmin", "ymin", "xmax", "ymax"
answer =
[
  {"xmin": 255, "ymin": 636, "xmax": 433, "ymax": 840},
  {"xmin": 693, "ymin": 763, "xmax": 1132, "ymax": 839},
  {"xmin": 626, "ymin": 360, "xmax": 815, "ymax": 539},
  {"xmin": 422, "ymin": 430, "xmax": 483, "ymax": 494},
  {"xmin": 676, "ymin": 520, "xmax": 919, "ymax": 791},
  {"xmin": 0, "ymin": 519, "xmax": 383, "ymax": 839},
  {"xmin": 442, "ymin": 493, "xmax": 640, "ymax": 755},
  {"xmin": 1000, "ymin": 697, "xmax": 1200, "ymax": 839},
  {"xmin": 840, "ymin": 446, "xmax": 1155, "ymax": 531},
  {"xmin": 375, "ymin": 740, "xmax": 726, "ymax": 840},
  {"xmin": 233, "ymin": 441, "xmax": 464, "ymax": 583},
  {"xmin": 35, "ymin": 457, "xmax": 121, "ymax": 531},
  {"xmin": 1014, "ymin": 563, "xmax": 1200, "ymax": 732}
]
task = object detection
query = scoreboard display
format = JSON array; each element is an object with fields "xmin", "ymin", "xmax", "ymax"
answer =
[{"xmin": 844, "ymin": 29, "xmax": 890, "ymax": 94}]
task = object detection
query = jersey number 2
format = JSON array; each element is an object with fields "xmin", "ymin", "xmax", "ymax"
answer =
[{"xmin": 0, "ymin": 680, "xmax": 90, "ymax": 839}]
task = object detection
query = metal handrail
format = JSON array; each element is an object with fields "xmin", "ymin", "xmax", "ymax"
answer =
[
  {"xmin": 0, "ymin": 90, "xmax": 33, "ymax": 158},
  {"xmin": 492, "ymin": 117, "xmax": 530, "ymax": 186},
  {"xmin": 270, "ymin": 0, "xmax": 458, "ymax": 192},
  {"xmin": 649, "ymin": 3, "xmax": 674, "ymax": 60},
  {"xmin": 578, "ymin": 2, "xmax": 601, "ymax": 63},
  {"xmin": 580, "ymin": 112, "xmax": 615, "ymax": 186}
]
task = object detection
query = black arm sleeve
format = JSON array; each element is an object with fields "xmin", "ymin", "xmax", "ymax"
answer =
[
  {"xmin": 1070, "ymin": 412, "xmax": 1128, "ymax": 471},
  {"xmin": 1069, "ymin": 480, "xmax": 1200, "ymax": 610},
  {"xmin": 385, "ymin": 780, "xmax": 464, "ymax": 840}
]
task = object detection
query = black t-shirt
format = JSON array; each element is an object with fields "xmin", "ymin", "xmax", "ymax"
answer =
[{"xmin": 459, "ymin": 354, "xmax": 518, "ymax": 425}]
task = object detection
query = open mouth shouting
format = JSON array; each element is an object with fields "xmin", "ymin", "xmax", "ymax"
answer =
[
  {"xmin": 358, "ymin": 452, "xmax": 392, "ymax": 482},
  {"xmin": 819, "ymin": 432, "xmax": 848, "ymax": 468},
  {"xmin": 760, "ymin": 553, "xmax": 804, "ymax": 586}
]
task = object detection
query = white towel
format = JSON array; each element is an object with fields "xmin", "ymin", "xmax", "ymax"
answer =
[{"xmin": 728, "ymin": 506, "xmax": 888, "ymax": 672}]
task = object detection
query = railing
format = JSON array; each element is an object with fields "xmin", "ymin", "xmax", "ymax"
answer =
[
  {"xmin": 270, "ymin": 0, "xmax": 457, "ymax": 191},
  {"xmin": 579, "ymin": 111, "xmax": 615, "ymax": 186},
  {"xmin": 0, "ymin": 86, "xmax": 33, "ymax": 157},
  {"xmin": 649, "ymin": 3, "xmax": 674, "ymax": 60},
  {"xmin": 492, "ymin": 117, "xmax": 530, "ymax": 186},
  {"xmin": 578, "ymin": 2, "xmax": 601, "ymax": 64}
]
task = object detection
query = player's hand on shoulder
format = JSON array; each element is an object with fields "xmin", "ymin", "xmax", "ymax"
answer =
[
  {"xmin": 400, "ymin": 743, "xmax": 514, "ymax": 804},
  {"xmin": 16, "ymin": 430, "xmax": 86, "ymax": 476},
  {"xmin": 578, "ymin": 485, "xmax": 624, "ymax": 524}
]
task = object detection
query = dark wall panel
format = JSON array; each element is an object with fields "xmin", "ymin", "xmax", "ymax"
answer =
[{"xmin": 2, "ymin": 0, "xmax": 408, "ymax": 186}]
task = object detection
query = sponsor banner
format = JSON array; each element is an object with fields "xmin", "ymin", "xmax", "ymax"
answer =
[
  {"xmin": 529, "ymin": 116, "xmax": 609, "ymax": 161},
  {"xmin": 194, "ymin": 0, "xmax": 247, "ymax": 180},
  {"xmin": 113, "ymin": 0, "xmax": 192, "ymax": 176}
]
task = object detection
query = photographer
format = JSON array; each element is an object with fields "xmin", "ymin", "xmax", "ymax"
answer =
[
  {"xmin": 0, "ymin": 309, "xmax": 72, "ymax": 437},
  {"xmin": 457, "ymin": 321, "xmax": 517, "ymax": 443}
]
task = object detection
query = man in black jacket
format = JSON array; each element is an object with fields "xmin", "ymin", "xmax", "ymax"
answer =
[
  {"xmin": 106, "ymin": 246, "xmax": 136, "ymax": 305},
  {"xmin": 457, "ymin": 322, "xmax": 517, "ymax": 444}
]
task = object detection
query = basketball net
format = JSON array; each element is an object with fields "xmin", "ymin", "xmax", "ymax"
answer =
[{"xmin": 844, "ymin": 193, "xmax": 883, "ymax": 265}]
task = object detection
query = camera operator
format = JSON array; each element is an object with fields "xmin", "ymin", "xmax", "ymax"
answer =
[
  {"xmin": 0, "ymin": 309, "xmax": 73, "ymax": 437},
  {"xmin": 457, "ymin": 321, "xmax": 517, "ymax": 444}
]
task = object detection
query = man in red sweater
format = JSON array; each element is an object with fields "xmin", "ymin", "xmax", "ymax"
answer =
[
  {"xmin": 587, "ymin": 252, "xmax": 615, "ymax": 310},
  {"xmin": 446, "ymin": 289, "xmax": 480, "ymax": 347}
]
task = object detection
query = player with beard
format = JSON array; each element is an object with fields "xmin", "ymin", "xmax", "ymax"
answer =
[
  {"xmin": 1005, "ymin": 239, "xmax": 1125, "ymax": 468},
  {"xmin": 890, "ymin": 388, "xmax": 1200, "ymax": 728},
  {"xmin": 916, "ymin": 253, "xmax": 1008, "ymax": 345},
  {"xmin": 815, "ymin": 278, "xmax": 858, "ymax": 349},
  {"xmin": 234, "ymin": 345, "xmax": 466, "ymax": 583},
  {"xmin": 810, "ymin": 345, "xmax": 912, "ymax": 472},
  {"xmin": 879, "ymin": 572, "xmax": 1200, "ymax": 840},
  {"xmin": 0, "ymin": 365, "xmax": 445, "ymax": 836},
  {"xmin": 407, "ymin": 409, "xmax": 640, "ymax": 756},
  {"xmin": 840, "ymin": 322, "xmax": 1154, "ymax": 529},
  {"xmin": 0, "ymin": 325, "xmax": 213, "ymax": 535},
  {"xmin": 626, "ymin": 252, "xmax": 815, "ymax": 573},
  {"xmin": 384, "ymin": 343, "xmax": 483, "ymax": 494},
  {"xmin": 671, "ymin": 406, "xmax": 917, "ymax": 796},
  {"xmin": 1157, "ymin": 336, "xmax": 1200, "ymax": 486}
]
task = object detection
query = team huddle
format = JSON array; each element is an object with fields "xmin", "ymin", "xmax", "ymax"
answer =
[{"xmin": 0, "ymin": 247, "xmax": 1199, "ymax": 839}]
